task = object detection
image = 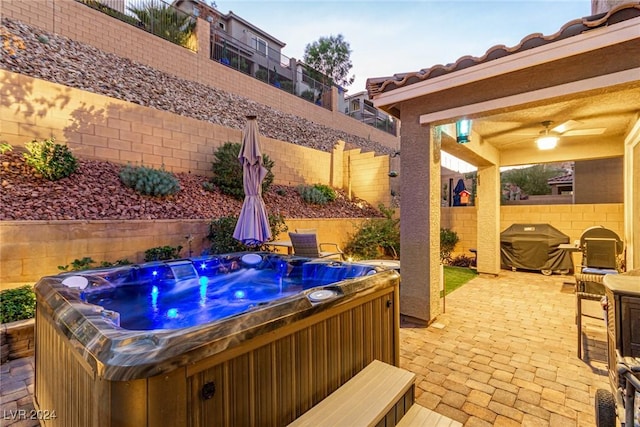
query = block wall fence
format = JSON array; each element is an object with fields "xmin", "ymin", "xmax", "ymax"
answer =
[
  {"xmin": 0, "ymin": 218, "xmax": 368, "ymax": 286},
  {"xmin": 441, "ymin": 203, "xmax": 624, "ymax": 262},
  {"xmin": 0, "ymin": 0, "xmax": 399, "ymax": 150},
  {"xmin": 1, "ymin": 205, "xmax": 623, "ymax": 286}
]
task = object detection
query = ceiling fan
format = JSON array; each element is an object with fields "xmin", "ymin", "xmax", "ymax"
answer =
[
  {"xmin": 544, "ymin": 119, "xmax": 606, "ymax": 137},
  {"xmin": 492, "ymin": 119, "xmax": 607, "ymax": 149},
  {"xmin": 535, "ymin": 120, "xmax": 606, "ymax": 150}
]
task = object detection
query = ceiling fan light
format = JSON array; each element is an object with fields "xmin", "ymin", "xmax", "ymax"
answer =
[{"xmin": 536, "ymin": 135, "xmax": 558, "ymax": 150}]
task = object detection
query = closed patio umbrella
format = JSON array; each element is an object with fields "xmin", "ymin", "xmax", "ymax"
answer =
[{"xmin": 233, "ymin": 115, "xmax": 272, "ymax": 246}]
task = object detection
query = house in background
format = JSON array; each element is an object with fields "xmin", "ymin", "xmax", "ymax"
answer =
[
  {"xmin": 345, "ymin": 91, "xmax": 398, "ymax": 136},
  {"xmin": 172, "ymin": 0, "xmax": 396, "ymax": 131},
  {"xmin": 547, "ymin": 171, "xmax": 573, "ymax": 196},
  {"xmin": 174, "ymin": 0, "xmax": 289, "ymax": 85}
]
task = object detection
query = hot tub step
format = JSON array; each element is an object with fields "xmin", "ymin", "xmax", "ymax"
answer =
[
  {"xmin": 288, "ymin": 359, "xmax": 415, "ymax": 427},
  {"xmin": 396, "ymin": 403, "xmax": 463, "ymax": 427}
]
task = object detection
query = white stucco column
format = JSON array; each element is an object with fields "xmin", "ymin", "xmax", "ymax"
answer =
[
  {"xmin": 624, "ymin": 118, "xmax": 640, "ymax": 269},
  {"xmin": 399, "ymin": 115, "xmax": 441, "ymax": 323},
  {"xmin": 476, "ymin": 165, "xmax": 501, "ymax": 275}
]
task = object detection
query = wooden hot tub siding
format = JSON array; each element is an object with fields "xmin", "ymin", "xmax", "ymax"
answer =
[{"xmin": 35, "ymin": 284, "xmax": 399, "ymax": 427}]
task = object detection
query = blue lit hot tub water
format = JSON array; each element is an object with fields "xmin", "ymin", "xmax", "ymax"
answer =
[{"xmin": 74, "ymin": 253, "xmax": 378, "ymax": 330}]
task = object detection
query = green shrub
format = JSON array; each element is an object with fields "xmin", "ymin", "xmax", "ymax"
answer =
[
  {"xmin": 144, "ymin": 245, "xmax": 183, "ymax": 262},
  {"xmin": 0, "ymin": 285, "xmax": 36, "ymax": 323},
  {"xmin": 312, "ymin": 184, "xmax": 337, "ymax": 202},
  {"xmin": 79, "ymin": 0, "xmax": 140, "ymax": 26},
  {"xmin": 297, "ymin": 184, "xmax": 328, "ymax": 205},
  {"xmin": 440, "ymin": 228, "xmax": 459, "ymax": 264},
  {"xmin": 58, "ymin": 257, "xmax": 95, "ymax": 271},
  {"xmin": 210, "ymin": 142, "xmax": 274, "ymax": 200},
  {"xmin": 100, "ymin": 259, "xmax": 132, "ymax": 268},
  {"xmin": 301, "ymin": 90, "xmax": 315, "ymax": 102},
  {"xmin": 279, "ymin": 81, "xmax": 294, "ymax": 93},
  {"xmin": 255, "ymin": 69, "xmax": 268, "ymax": 82},
  {"xmin": 119, "ymin": 164, "xmax": 180, "ymax": 196},
  {"xmin": 23, "ymin": 137, "xmax": 77, "ymax": 181},
  {"xmin": 0, "ymin": 142, "xmax": 12, "ymax": 154},
  {"xmin": 207, "ymin": 213, "xmax": 288, "ymax": 253},
  {"xmin": 58, "ymin": 257, "xmax": 132, "ymax": 271},
  {"xmin": 127, "ymin": 3, "xmax": 195, "ymax": 48},
  {"xmin": 344, "ymin": 205, "xmax": 399, "ymax": 260}
]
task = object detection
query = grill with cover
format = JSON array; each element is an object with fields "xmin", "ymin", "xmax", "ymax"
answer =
[{"xmin": 500, "ymin": 223, "xmax": 573, "ymax": 275}]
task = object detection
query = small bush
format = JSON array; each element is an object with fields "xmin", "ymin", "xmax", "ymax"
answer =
[
  {"xmin": 255, "ymin": 69, "xmax": 268, "ymax": 82},
  {"xmin": 207, "ymin": 216, "xmax": 248, "ymax": 254},
  {"xmin": 450, "ymin": 254, "xmax": 474, "ymax": 267},
  {"xmin": 23, "ymin": 137, "xmax": 77, "ymax": 181},
  {"xmin": 312, "ymin": 184, "xmax": 337, "ymax": 202},
  {"xmin": 301, "ymin": 90, "xmax": 315, "ymax": 102},
  {"xmin": 58, "ymin": 257, "xmax": 132, "ymax": 271},
  {"xmin": 279, "ymin": 81, "xmax": 294, "ymax": 93},
  {"xmin": 58, "ymin": 257, "xmax": 95, "ymax": 271},
  {"xmin": 440, "ymin": 228, "xmax": 459, "ymax": 264},
  {"xmin": 207, "ymin": 213, "xmax": 288, "ymax": 254},
  {"xmin": 0, "ymin": 142, "xmax": 13, "ymax": 154},
  {"xmin": 0, "ymin": 286, "xmax": 36, "ymax": 323},
  {"xmin": 144, "ymin": 245, "xmax": 183, "ymax": 262},
  {"xmin": 202, "ymin": 181, "xmax": 216, "ymax": 192},
  {"xmin": 119, "ymin": 164, "xmax": 180, "ymax": 196},
  {"xmin": 100, "ymin": 259, "xmax": 132, "ymax": 268},
  {"xmin": 297, "ymin": 184, "xmax": 328, "ymax": 205},
  {"xmin": 344, "ymin": 205, "xmax": 399, "ymax": 260},
  {"xmin": 210, "ymin": 142, "xmax": 274, "ymax": 200}
]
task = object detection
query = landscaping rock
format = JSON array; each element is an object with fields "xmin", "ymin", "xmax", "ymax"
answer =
[
  {"xmin": 0, "ymin": 17, "xmax": 396, "ymax": 156},
  {"xmin": 0, "ymin": 152, "xmax": 381, "ymax": 220}
]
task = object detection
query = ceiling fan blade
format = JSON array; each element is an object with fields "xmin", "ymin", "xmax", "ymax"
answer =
[
  {"xmin": 552, "ymin": 120, "xmax": 582, "ymax": 134},
  {"xmin": 562, "ymin": 128, "xmax": 606, "ymax": 136}
]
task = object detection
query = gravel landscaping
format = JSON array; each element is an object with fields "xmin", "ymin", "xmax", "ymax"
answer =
[{"xmin": 0, "ymin": 151, "xmax": 382, "ymax": 221}]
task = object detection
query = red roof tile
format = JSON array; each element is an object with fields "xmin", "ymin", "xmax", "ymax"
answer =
[{"xmin": 366, "ymin": 3, "xmax": 640, "ymax": 97}]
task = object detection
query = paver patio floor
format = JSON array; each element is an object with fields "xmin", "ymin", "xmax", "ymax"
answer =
[{"xmin": 400, "ymin": 269, "xmax": 609, "ymax": 427}]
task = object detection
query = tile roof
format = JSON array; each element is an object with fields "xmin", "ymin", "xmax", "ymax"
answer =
[
  {"xmin": 547, "ymin": 173, "xmax": 574, "ymax": 185},
  {"xmin": 366, "ymin": 3, "xmax": 640, "ymax": 97}
]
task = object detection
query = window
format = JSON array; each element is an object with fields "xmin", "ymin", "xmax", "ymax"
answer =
[{"xmin": 256, "ymin": 37, "xmax": 267, "ymax": 56}]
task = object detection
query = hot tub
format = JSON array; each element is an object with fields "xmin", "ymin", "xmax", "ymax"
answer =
[{"xmin": 33, "ymin": 252, "xmax": 400, "ymax": 426}]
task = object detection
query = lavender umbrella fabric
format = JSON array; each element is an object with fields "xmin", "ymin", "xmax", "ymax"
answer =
[{"xmin": 233, "ymin": 116, "xmax": 272, "ymax": 245}]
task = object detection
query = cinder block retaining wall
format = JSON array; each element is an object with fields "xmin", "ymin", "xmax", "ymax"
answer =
[
  {"xmin": 1, "ymin": 71, "xmax": 391, "ymax": 208},
  {"xmin": 2, "ymin": 205, "xmax": 623, "ymax": 285},
  {"xmin": 441, "ymin": 204, "xmax": 624, "ymax": 259},
  {"xmin": 0, "ymin": 319, "xmax": 34, "ymax": 363},
  {"xmin": 0, "ymin": 218, "xmax": 368, "ymax": 286}
]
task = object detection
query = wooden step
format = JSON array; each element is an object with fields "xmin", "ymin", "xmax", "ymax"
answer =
[
  {"xmin": 396, "ymin": 404, "xmax": 463, "ymax": 427},
  {"xmin": 288, "ymin": 359, "xmax": 415, "ymax": 427}
]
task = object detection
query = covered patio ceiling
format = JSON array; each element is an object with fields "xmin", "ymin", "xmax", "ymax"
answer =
[{"xmin": 437, "ymin": 81, "xmax": 640, "ymax": 168}]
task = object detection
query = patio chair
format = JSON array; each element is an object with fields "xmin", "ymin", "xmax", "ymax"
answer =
[
  {"xmin": 575, "ymin": 226, "xmax": 624, "ymax": 359},
  {"xmin": 288, "ymin": 232, "xmax": 344, "ymax": 260}
]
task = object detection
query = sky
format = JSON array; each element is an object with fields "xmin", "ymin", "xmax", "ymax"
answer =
[{"xmin": 214, "ymin": 0, "xmax": 593, "ymax": 94}]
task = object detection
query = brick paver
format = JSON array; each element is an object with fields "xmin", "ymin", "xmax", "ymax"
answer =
[{"xmin": 400, "ymin": 270, "xmax": 609, "ymax": 427}]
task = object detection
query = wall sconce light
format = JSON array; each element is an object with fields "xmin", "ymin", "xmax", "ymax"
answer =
[
  {"xmin": 456, "ymin": 119, "xmax": 472, "ymax": 144},
  {"xmin": 388, "ymin": 171, "xmax": 398, "ymax": 178}
]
